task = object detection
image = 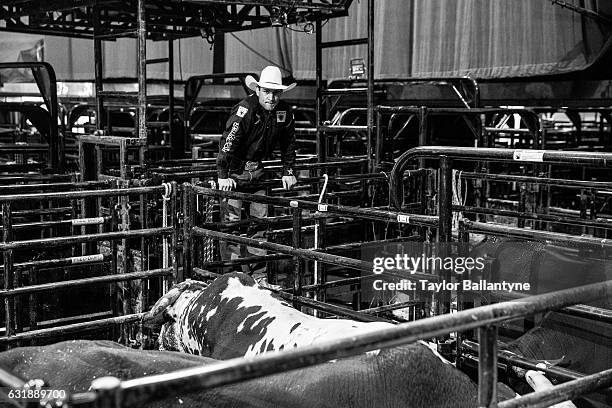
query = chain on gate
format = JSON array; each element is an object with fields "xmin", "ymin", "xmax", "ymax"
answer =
[
  {"xmin": 202, "ymin": 180, "xmax": 216, "ymax": 262},
  {"xmin": 161, "ymin": 182, "xmax": 171, "ymax": 293}
]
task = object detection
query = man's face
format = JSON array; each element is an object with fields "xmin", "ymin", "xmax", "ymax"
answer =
[{"xmin": 256, "ymin": 86, "xmax": 282, "ymax": 111}]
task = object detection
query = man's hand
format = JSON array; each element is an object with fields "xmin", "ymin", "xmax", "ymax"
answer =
[
  {"xmin": 281, "ymin": 175, "xmax": 297, "ymax": 190},
  {"xmin": 218, "ymin": 178, "xmax": 236, "ymax": 191}
]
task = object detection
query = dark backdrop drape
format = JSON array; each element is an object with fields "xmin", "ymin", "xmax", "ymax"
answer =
[{"xmin": 1, "ymin": 0, "xmax": 608, "ymax": 81}]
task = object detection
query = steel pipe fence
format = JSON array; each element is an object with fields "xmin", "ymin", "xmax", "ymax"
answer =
[
  {"xmin": 0, "ymin": 184, "xmax": 178, "ymax": 345},
  {"xmin": 51, "ymin": 280, "xmax": 612, "ymax": 408},
  {"xmin": 184, "ymin": 184, "xmax": 439, "ymax": 305}
]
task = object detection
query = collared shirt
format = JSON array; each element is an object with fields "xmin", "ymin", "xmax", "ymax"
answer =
[{"xmin": 216, "ymin": 94, "xmax": 296, "ymax": 179}]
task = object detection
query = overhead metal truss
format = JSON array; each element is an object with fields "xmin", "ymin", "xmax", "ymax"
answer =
[{"xmin": 0, "ymin": 0, "xmax": 353, "ymax": 40}]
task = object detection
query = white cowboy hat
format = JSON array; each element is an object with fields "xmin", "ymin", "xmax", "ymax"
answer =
[{"xmin": 245, "ymin": 66, "xmax": 297, "ymax": 93}]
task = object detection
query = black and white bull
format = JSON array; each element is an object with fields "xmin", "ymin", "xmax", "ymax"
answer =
[
  {"xmin": 144, "ymin": 272, "xmax": 444, "ymax": 362},
  {"xmin": 0, "ymin": 339, "xmax": 499, "ymax": 408}
]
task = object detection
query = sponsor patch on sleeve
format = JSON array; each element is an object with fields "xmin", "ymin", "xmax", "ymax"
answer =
[
  {"xmin": 236, "ymin": 106, "xmax": 248, "ymax": 118},
  {"xmin": 276, "ymin": 111, "xmax": 286, "ymax": 123},
  {"xmin": 222, "ymin": 122, "xmax": 240, "ymax": 152}
]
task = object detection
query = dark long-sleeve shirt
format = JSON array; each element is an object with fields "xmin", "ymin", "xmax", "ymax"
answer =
[{"xmin": 216, "ymin": 94, "xmax": 296, "ymax": 179}]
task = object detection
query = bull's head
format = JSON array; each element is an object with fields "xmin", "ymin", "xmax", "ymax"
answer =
[{"xmin": 142, "ymin": 279, "xmax": 209, "ymax": 351}]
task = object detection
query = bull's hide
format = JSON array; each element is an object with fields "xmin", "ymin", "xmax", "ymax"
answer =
[
  {"xmin": 0, "ymin": 339, "xmax": 482, "ymax": 408},
  {"xmin": 506, "ymin": 311, "xmax": 612, "ymax": 375},
  {"xmin": 144, "ymin": 273, "xmax": 438, "ymax": 360},
  {"xmin": 470, "ymin": 237, "xmax": 612, "ymax": 308}
]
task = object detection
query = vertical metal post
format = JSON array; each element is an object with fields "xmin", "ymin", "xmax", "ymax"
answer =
[
  {"xmin": 2, "ymin": 203, "xmax": 15, "ymax": 339},
  {"xmin": 438, "ymin": 156, "xmax": 453, "ymax": 317},
  {"xmin": 110, "ymin": 191, "xmax": 119, "ymax": 341},
  {"xmin": 137, "ymin": 0, "xmax": 147, "ymax": 141},
  {"xmin": 366, "ymin": 0, "xmax": 375, "ymax": 173},
  {"xmin": 170, "ymin": 181, "xmax": 179, "ymax": 288},
  {"xmin": 292, "ymin": 208, "xmax": 303, "ymax": 309},
  {"xmin": 93, "ymin": 6, "xmax": 104, "ymax": 134},
  {"xmin": 375, "ymin": 109, "xmax": 383, "ymax": 166},
  {"xmin": 315, "ymin": 20, "xmax": 325, "ymax": 167},
  {"xmin": 456, "ymin": 220, "xmax": 470, "ymax": 365},
  {"xmin": 518, "ymin": 180, "xmax": 527, "ymax": 229},
  {"xmin": 181, "ymin": 183, "xmax": 193, "ymax": 282},
  {"xmin": 28, "ymin": 266, "xmax": 37, "ymax": 334},
  {"xmin": 119, "ymin": 183, "xmax": 131, "ymax": 344},
  {"xmin": 418, "ymin": 107, "xmax": 428, "ymax": 217},
  {"xmin": 168, "ymin": 39, "xmax": 175, "ymax": 155},
  {"xmin": 47, "ymin": 66, "xmax": 60, "ymax": 171},
  {"xmin": 478, "ymin": 325, "xmax": 498, "ymax": 408},
  {"xmin": 314, "ymin": 216, "xmax": 327, "ymax": 315},
  {"xmin": 438, "ymin": 156, "xmax": 453, "ymax": 243},
  {"xmin": 119, "ymin": 139, "xmax": 128, "ymax": 180}
]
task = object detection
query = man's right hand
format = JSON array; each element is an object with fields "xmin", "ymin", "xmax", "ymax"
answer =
[{"xmin": 218, "ymin": 178, "xmax": 236, "ymax": 191}]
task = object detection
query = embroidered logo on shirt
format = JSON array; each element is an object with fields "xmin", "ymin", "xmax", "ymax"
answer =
[
  {"xmin": 236, "ymin": 106, "xmax": 248, "ymax": 118},
  {"xmin": 277, "ymin": 111, "xmax": 286, "ymax": 123},
  {"xmin": 222, "ymin": 122, "xmax": 240, "ymax": 152}
]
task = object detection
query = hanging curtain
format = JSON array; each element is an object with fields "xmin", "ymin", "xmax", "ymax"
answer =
[
  {"xmin": 410, "ymin": 0, "xmax": 610, "ymax": 78},
  {"xmin": 27, "ymin": 0, "xmax": 612, "ymax": 81},
  {"xmin": 225, "ymin": 27, "xmax": 293, "ymax": 77},
  {"xmin": 43, "ymin": 35, "xmax": 213, "ymax": 81}
]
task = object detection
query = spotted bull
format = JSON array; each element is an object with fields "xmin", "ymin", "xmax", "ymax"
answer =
[
  {"xmin": 0, "ymin": 339, "xmax": 507, "ymax": 408},
  {"xmin": 144, "ymin": 272, "xmax": 445, "ymax": 362}
]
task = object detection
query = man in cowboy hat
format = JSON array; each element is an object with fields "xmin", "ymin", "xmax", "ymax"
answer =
[{"xmin": 216, "ymin": 65, "xmax": 298, "ymax": 286}]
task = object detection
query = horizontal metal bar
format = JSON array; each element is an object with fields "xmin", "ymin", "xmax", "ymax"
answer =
[
  {"xmin": 320, "ymin": 38, "xmax": 368, "ymax": 48},
  {"xmin": 0, "ymin": 186, "xmax": 164, "ymax": 202},
  {"xmin": 484, "ymin": 127, "xmax": 533, "ymax": 134},
  {"xmin": 94, "ymin": 29, "xmax": 138, "ymax": 40},
  {"xmin": 378, "ymin": 106, "xmax": 536, "ymax": 115},
  {"xmin": 0, "ymin": 313, "xmax": 145, "ymax": 344},
  {"xmin": 0, "ymin": 227, "xmax": 173, "ymax": 250},
  {"xmin": 360, "ymin": 301, "xmax": 420, "ymax": 315},
  {"xmin": 463, "ymin": 220, "xmax": 612, "ymax": 247},
  {"xmin": 149, "ymin": 158, "xmax": 367, "ymax": 174},
  {"xmin": 456, "ymin": 205, "xmax": 612, "ymax": 229},
  {"xmin": 145, "ymin": 57, "xmax": 169, "ymax": 65},
  {"xmin": 114, "ymin": 281, "xmax": 612, "ymax": 405},
  {"xmin": 193, "ymin": 227, "xmax": 439, "ymax": 283},
  {"xmin": 0, "ymin": 268, "xmax": 172, "ymax": 298},
  {"xmin": 191, "ymin": 186, "xmax": 437, "ymax": 227},
  {"xmin": 320, "ymin": 88, "xmax": 367, "ymax": 96},
  {"xmin": 200, "ymin": 254, "xmax": 293, "ymax": 268},
  {"xmin": 274, "ymin": 291, "xmax": 393, "ymax": 323},
  {"xmin": 193, "ymin": 227, "xmax": 365, "ymax": 271},
  {"xmin": 1, "ymin": 217, "xmax": 111, "ymax": 232},
  {"xmin": 497, "ymin": 368, "xmax": 612, "ymax": 408},
  {"xmin": 97, "ymin": 91, "xmax": 139, "ymax": 98},
  {"xmin": 319, "ymin": 125, "xmax": 368, "ymax": 132},
  {"xmin": 485, "ymin": 290, "xmax": 612, "ymax": 324},
  {"xmin": 12, "ymin": 207, "xmax": 72, "ymax": 217},
  {"xmin": 77, "ymin": 135, "xmax": 147, "ymax": 146},
  {"xmin": 462, "ymin": 340, "xmax": 584, "ymax": 383},
  {"xmin": 459, "ymin": 171, "xmax": 612, "ymax": 190},
  {"xmin": 0, "ymin": 180, "xmax": 109, "ymax": 194},
  {"xmin": 0, "ymin": 366, "xmax": 26, "ymax": 389}
]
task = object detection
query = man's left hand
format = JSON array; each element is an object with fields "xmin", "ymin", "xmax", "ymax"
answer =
[{"xmin": 281, "ymin": 175, "xmax": 297, "ymax": 190}]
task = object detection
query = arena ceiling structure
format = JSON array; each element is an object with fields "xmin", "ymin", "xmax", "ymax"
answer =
[{"xmin": 0, "ymin": 0, "xmax": 353, "ymax": 39}]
